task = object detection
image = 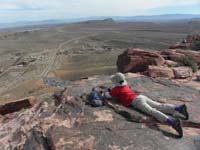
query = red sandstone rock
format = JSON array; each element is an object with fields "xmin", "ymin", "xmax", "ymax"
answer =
[
  {"xmin": 0, "ymin": 76, "xmax": 200, "ymax": 150},
  {"xmin": 173, "ymin": 67, "xmax": 193, "ymax": 79},
  {"xmin": 0, "ymin": 96, "xmax": 37, "ymax": 115},
  {"xmin": 169, "ymin": 34, "xmax": 200, "ymax": 50},
  {"xmin": 161, "ymin": 49, "xmax": 185, "ymax": 61},
  {"xmin": 169, "ymin": 43, "xmax": 190, "ymax": 49},
  {"xmin": 186, "ymin": 34, "xmax": 200, "ymax": 43},
  {"xmin": 117, "ymin": 48, "xmax": 165, "ymax": 73},
  {"xmin": 148, "ymin": 65, "xmax": 174, "ymax": 78},
  {"xmin": 161, "ymin": 49, "xmax": 200, "ymax": 65},
  {"xmin": 165, "ymin": 60, "xmax": 178, "ymax": 67}
]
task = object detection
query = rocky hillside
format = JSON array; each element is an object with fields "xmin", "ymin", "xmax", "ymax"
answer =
[
  {"xmin": 0, "ymin": 34, "xmax": 200, "ymax": 150},
  {"xmin": 0, "ymin": 74, "xmax": 200, "ymax": 150},
  {"xmin": 169, "ymin": 34, "xmax": 200, "ymax": 50}
]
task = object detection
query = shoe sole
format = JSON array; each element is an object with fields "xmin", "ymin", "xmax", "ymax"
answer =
[{"xmin": 172, "ymin": 119, "xmax": 183, "ymax": 138}]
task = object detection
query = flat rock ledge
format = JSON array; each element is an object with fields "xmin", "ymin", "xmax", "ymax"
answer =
[{"xmin": 0, "ymin": 75, "xmax": 200, "ymax": 150}]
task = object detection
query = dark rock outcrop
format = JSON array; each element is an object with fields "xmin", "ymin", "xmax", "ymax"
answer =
[
  {"xmin": 196, "ymin": 72, "xmax": 200, "ymax": 81},
  {"xmin": 24, "ymin": 128, "xmax": 53, "ymax": 150},
  {"xmin": 117, "ymin": 48, "xmax": 165, "ymax": 73},
  {"xmin": 0, "ymin": 96, "xmax": 37, "ymax": 115}
]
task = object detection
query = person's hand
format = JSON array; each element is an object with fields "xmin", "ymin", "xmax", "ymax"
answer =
[{"xmin": 104, "ymin": 91, "xmax": 112, "ymax": 99}]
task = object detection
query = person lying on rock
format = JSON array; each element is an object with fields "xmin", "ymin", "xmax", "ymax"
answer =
[{"xmin": 104, "ymin": 72, "xmax": 189, "ymax": 138}]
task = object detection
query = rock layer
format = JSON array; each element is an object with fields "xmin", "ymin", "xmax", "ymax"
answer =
[
  {"xmin": 173, "ymin": 67, "xmax": 193, "ymax": 79},
  {"xmin": 0, "ymin": 75, "xmax": 200, "ymax": 150},
  {"xmin": 117, "ymin": 48, "xmax": 200, "ymax": 79},
  {"xmin": 148, "ymin": 65, "xmax": 174, "ymax": 78},
  {"xmin": 0, "ymin": 96, "xmax": 37, "ymax": 115},
  {"xmin": 161, "ymin": 49, "xmax": 200, "ymax": 65},
  {"xmin": 117, "ymin": 48, "xmax": 165, "ymax": 73}
]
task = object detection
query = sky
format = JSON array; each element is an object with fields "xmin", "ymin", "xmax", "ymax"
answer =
[{"xmin": 0, "ymin": 0, "xmax": 200, "ymax": 23}]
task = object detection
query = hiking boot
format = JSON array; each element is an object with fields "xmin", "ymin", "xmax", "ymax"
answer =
[
  {"xmin": 171, "ymin": 118, "xmax": 183, "ymax": 138},
  {"xmin": 179, "ymin": 104, "xmax": 189, "ymax": 120}
]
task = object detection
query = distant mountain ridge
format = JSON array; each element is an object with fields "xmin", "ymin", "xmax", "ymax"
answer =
[
  {"xmin": 0, "ymin": 20, "xmax": 65, "ymax": 29},
  {"xmin": 0, "ymin": 14, "xmax": 199, "ymax": 29},
  {"xmin": 113, "ymin": 14, "xmax": 200, "ymax": 22}
]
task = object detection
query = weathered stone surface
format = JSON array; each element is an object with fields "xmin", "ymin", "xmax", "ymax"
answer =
[
  {"xmin": 169, "ymin": 43, "xmax": 190, "ymax": 49},
  {"xmin": 161, "ymin": 49, "xmax": 200, "ymax": 65},
  {"xmin": 173, "ymin": 67, "xmax": 193, "ymax": 79},
  {"xmin": 46, "ymin": 125, "xmax": 96, "ymax": 150},
  {"xmin": 169, "ymin": 34, "xmax": 200, "ymax": 50},
  {"xmin": 187, "ymin": 34, "xmax": 200, "ymax": 43},
  {"xmin": 0, "ymin": 96, "xmax": 37, "ymax": 115},
  {"xmin": 197, "ymin": 74, "xmax": 200, "ymax": 81},
  {"xmin": 0, "ymin": 67, "xmax": 3, "ymax": 74},
  {"xmin": 24, "ymin": 128, "xmax": 52, "ymax": 150},
  {"xmin": 161, "ymin": 49, "xmax": 185, "ymax": 61},
  {"xmin": 148, "ymin": 65, "xmax": 174, "ymax": 78},
  {"xmin": 117, "ymin": 48, "xmax": 165, "ymax": 73},
  {"xmin": 165, "ymin": 60, "xmax": 178, "ymax": 67},
  {"xmin": 0, "ymin": 75, "xmax": 200, "ymax": 150}
]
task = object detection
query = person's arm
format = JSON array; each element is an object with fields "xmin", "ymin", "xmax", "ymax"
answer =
[
  {"xmin": 104, "ymin": 87, "xmax": 117, "ymax": 99},
  {"xmin": 104, "ymin": 91, "xmax": 112, "ymax": 99}
]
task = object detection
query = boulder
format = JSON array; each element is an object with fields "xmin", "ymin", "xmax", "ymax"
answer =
[
  {"xmin": 161, "ymin": 49, "xmax": 185, "ymax": 61},
  {"xmin": 117, "ymin": 48, "xmax": 165, "ymax": 73},
  {"xmin": 165, "ymin": 60, "xmax": 178, "ymax": 67},
  {"xmin": 173, "ymin": 67, "xmax": 193, "ymax": 79},
  {"xmin": 148, "ymin": 65, "xmax": 174, "ymax": 78},
  {"xmin": 0, "ymin": 96, "xmax": 37, "ymax": 115},
  {"xmin": 161, "ymin": 49, "xmax": 200, "ymax": 65}
]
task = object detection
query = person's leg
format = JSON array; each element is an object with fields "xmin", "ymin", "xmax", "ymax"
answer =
[
  {"xmin": 142, "ymin": 96, "xmax": 189, "ymax": 120},
  {"xmin": 131, "ymin": 95, "xmax": 183, "ymax": 137},
  {"xmin": 143, "ymin": 96, "xmax": 176, "ymax": 115},
  {"xmin": 132, "ymin": 95, "xmax": 169, "ymax": 123},
  {"xmin": 132, "ymin": 95, "xmax": 183, "ymax": 137}
]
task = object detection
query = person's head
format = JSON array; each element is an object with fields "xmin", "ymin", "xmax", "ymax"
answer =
[{"xmin": 110, "ymin": 72, "xmax": 127, "ymax": 86}]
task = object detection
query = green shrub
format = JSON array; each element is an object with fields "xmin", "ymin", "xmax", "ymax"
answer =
[
  {"xmin": 191, "ymin": 40, "xmax": 200, "ymax": 51},
  {"xmin": 177, "ymin": 56, "xmax": 198, "ymax": 72}
]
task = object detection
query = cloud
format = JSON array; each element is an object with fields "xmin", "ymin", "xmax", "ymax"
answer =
[
  {"xmin": 0, "ymin": 0, "xmax": 44, "ymax": 11},
  {"xmin": 0, "ymin": 0, "xmax": 199, "ymax": 12},
  {"xmin": 0, "ymin": 0, "xmax": 199, "ymax": 23}
]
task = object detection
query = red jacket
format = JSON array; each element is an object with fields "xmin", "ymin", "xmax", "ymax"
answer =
[{"xmin": 109, "ymin": 85, "xmax": 137, "ymax": 106}]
